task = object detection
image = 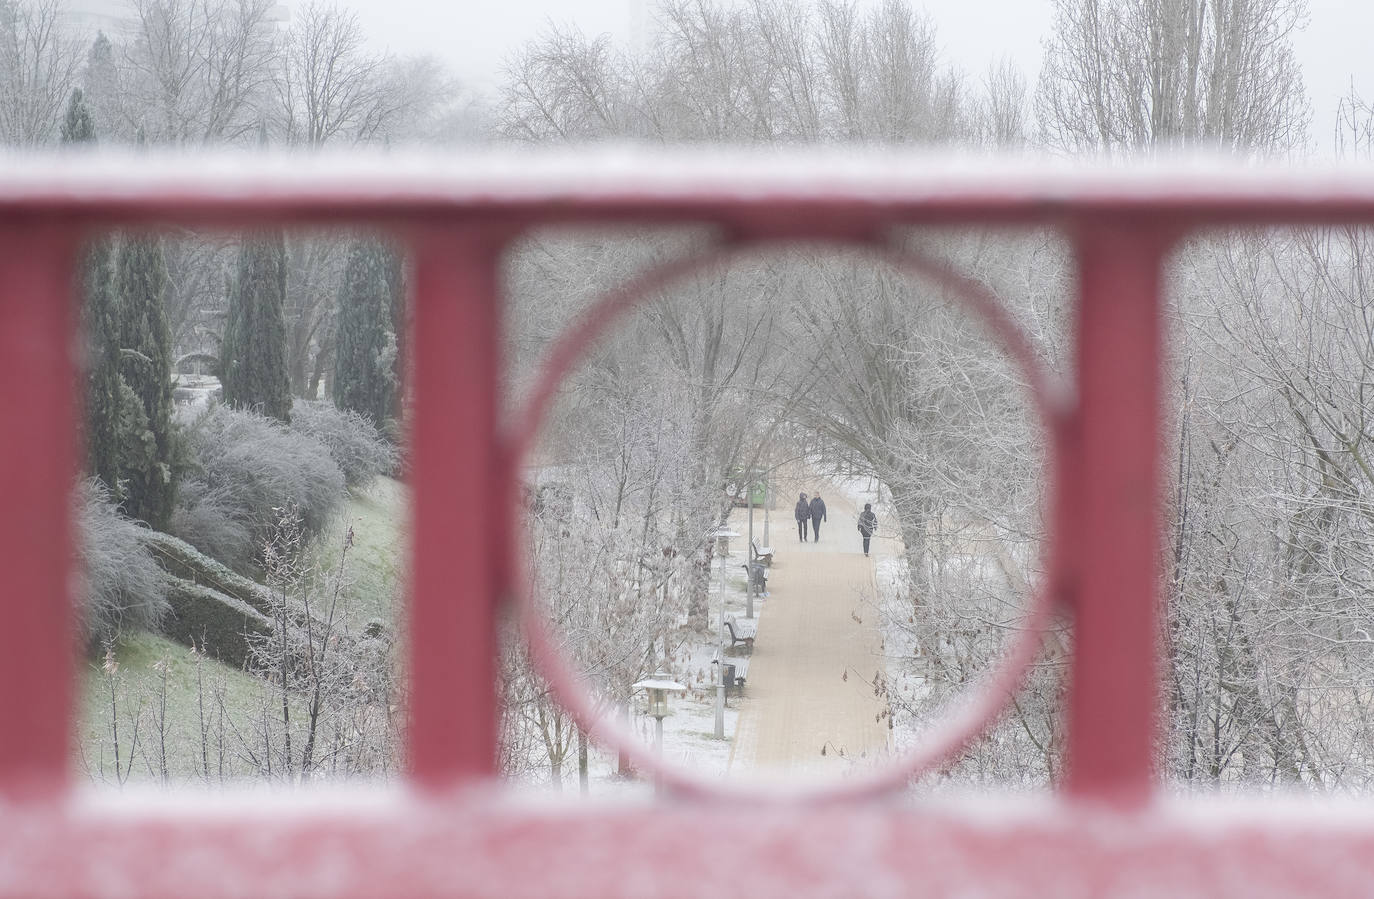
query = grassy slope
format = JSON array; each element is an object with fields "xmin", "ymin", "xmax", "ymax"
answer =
[
  {"xmin": 77, "ymin": 629, "xmax": 280, "ymax": 784},
  {"xmin": 309, "ymin": 476, "xmax": 408, "ymax": 629},
  {"xmin": 76, "ymin": 477, "xmax": 409, "ymax": 785}
]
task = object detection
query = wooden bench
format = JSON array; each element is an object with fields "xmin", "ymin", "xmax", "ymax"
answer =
[
  {"xmin": 724, "ymin": 618, "xmax": 756, "ymax": 652},
  {"xmin": 750, "ymin": 540, "xmax": 774, "ymax": 566}
]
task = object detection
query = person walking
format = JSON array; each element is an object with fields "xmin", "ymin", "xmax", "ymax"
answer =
[
  {"xmin": 809, "ymin": 493, "xmax": 827, "ymax": 541},
  {"xmin": 857, "ymin": 503, "xmax": 878, "ymax": 557},
  {"xmin": 794, "ymin": 492, "xmax": 810, "ymax": 542}
]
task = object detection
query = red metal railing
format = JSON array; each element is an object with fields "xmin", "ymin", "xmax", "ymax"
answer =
[{"xmin": 4, "ymin": 154, "xmax": 1374, "ymax": 896}]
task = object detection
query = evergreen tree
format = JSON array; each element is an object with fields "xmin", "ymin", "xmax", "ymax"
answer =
[
  {"xmin": 114, "ymin": 236, "xmax": 177, "ymax": 529},
  {"xmin": 60, "ymin": 88, "xmax": 94, "ymax": 144},
  {"xmin": 63, "ymin": 88, "xmax": 123, "ymax": 492},
  {"xmin": 222, "ymin": 231, "xmax": 292, "ymax": 422},
  {"xmin": 333, "ymin": 238, "xmax": 399, "ymax": 428},
  {"xmin": 84, "ymin": 34, "xmax": 118, "ymax": 140},
  {"xmin": 82, "ymin": 238, "xmax": 122, "ymax": 490},
  {"xmin": 386, "ymin": 245, "xmax": 407, "ymax": 433},
  {"xmin": 66, "ymin": 88, "xmax": 176, "ymax": 525}
]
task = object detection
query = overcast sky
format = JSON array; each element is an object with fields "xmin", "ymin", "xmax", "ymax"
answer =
[{"xmin": 344, "ymin": 0, "xmax": 1372, "ymax": 152}]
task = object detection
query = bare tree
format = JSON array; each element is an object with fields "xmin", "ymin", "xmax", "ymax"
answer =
[
  {"xmin": 0, "ymin": 0, "xmax": 82, "ymax": 145},
  {"xmin": 497, "ymin": 0, "xmax": 976, "ymax": 146},
  {"xmin": 1036, "ymin": 0, "xmax": 1310, "ymax": 156},
  {"xmin": 119, "ymin": 0, "xmax": 278, "ymax": 145},
  {"xmin": 1153, "ymin": 226, "xmax": 1374, "ymax": 789},
  {"xmin": 499, "ymin": 24, "xmax": 626, "ymax": 142},
  {"xmin": 274, "ymin": 2, "xmax": 439, "ymax": 147},
  {"xmin": 974, "ymin": 58, "xmax": 1027, "ymax": 149}
]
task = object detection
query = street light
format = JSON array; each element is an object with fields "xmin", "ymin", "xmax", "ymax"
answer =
[
  {"xmin": 708, "ymin": 526, "xmax": 740, "ymax": 740},
  {"xmin": 632, "ymin": 671, "xmax": 686, "ymax": 793}
]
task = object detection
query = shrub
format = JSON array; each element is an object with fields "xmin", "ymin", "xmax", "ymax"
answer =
[
  {"xmin": 147, "ymin": 522, "xmax": 273, "ymax": 615},
  {"xmin": 289, "ymin": 399, "xmax": 398, "ymax": 488},
  {"xmin": 77, "ymin": 479, "xmax": 169, "ymax": 648},
  {"xmin": 163, "ymin": 579, "xmax": 272, "ymax": 670},
  {"xmin": 179, "ymin": 406, "xmax": 346, "ymax": 562},
  {"xmin": 168, "ymin": 477, "xmax": 255, "ymax": 571}
]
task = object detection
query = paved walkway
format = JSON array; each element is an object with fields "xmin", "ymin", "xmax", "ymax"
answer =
[{"xmin": 727, "ymin": 479, "xmax": 889, "ymax": 780}]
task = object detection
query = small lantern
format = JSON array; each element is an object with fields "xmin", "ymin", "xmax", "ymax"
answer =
[
  {"xmin": 633, "ymin": 671, "xmax": 686, "ymax": 721},
  {"xmin": 711, "ymin": 526, "xmax": 741, "ymax": 556},
  {"xmin": 648, "ymin": 688, "xmax": 669, "ymax": 719},
  {"xmin": 632, "ymin": 671, "xmax": 686, "ymax": 794}
]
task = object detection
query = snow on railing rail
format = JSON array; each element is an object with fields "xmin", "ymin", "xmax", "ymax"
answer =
[{"xmin": 4, "ymin": 151, "xmax": 1374, "ymax": 222}]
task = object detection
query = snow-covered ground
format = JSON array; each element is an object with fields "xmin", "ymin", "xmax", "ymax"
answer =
[
  {"xmin": 172, "ymin": 373, "xmax": 221, "ymax": 415},
  {"xmin": 526, "ymin": 537, "xmax": 756, "ymax": 799},
  {"xmin": 518, "ymin": 464, "xmax": 1033, "ymax": 796}
]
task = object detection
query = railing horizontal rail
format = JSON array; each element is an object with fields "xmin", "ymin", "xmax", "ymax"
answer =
[
  {"xmin": 3, "ymin": 793, "xmax": 1374, "ymax": 898},
  {"xmin": 5, "ymin": 153, "xmax": 1374, "ymax": 226}
]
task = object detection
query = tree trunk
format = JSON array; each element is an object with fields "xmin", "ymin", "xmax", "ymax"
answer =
[
  {"xmin": 578, "ymin": 727, "xmax": 589, "ymax": 795},
  {"xmin": 308, "ymin": 333, "xmax": 333, "ymax": 401},
  {"xmin": 618, "ymin": 703, "xmax": 632, "ymax": 777},
  {"xmin": 885, "ymin": 472, "xmax": 931, "ymax": 606}
]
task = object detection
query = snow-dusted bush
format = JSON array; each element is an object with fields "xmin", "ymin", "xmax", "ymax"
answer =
[
  {"xmin": 77, "ymin": 479, "xmax": 169, "ymax": 648},
  {"xmin": 179, "ymin": 406, "xmax": 346, "ymax": 561},
  {"xmin": 169, "ymin": 478, "xmax": 255, "ymax": 571},
  {"xmin": 289, "ymin": 399, "xmax": 398, "ymax": 488}
]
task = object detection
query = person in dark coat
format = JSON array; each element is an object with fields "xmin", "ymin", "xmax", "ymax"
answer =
[
  {"xmin": 794, "ymin": 492, "xmax": 810, "ymax": 542},
  {"xmin": 809, "ymin": 493, "xmax": 827, "ymax": 541},
  {"xmin": 857, "ymin": 503, "xmax": 878, "ymax": 557}
]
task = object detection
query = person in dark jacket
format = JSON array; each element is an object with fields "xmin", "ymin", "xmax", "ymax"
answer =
[
  {"xmin": 809, "ymin": 493, "xmax": 827, "ymax": 541},
  {"xmin": 857, "ymin": 503, "xmax": 878, "ymax": 557},
  {"xmin": 794, "ymin": 492, "xmax": 810, "ymax": 542}
]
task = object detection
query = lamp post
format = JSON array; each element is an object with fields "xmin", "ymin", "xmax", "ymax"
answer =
[
  {"xmin": 744, "ymin": 467, "xmax": 766, "ymax": 620},
  {"xmin": 746, "ymin": 477, "xmax": 755, "ymax": 621},
  {"xmin": 762, "ymin": 477, "xmax": 770, "ymax": 547},
  {"xmin": 709, "ymin": 526, "xmax": 739, "ymax": 740},
  {"xmin": 632, "ymin": 671, "xmax": 685, "ymax": 794}
]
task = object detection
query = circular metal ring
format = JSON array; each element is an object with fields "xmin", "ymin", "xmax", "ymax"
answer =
[{"xmin": 505, "ymin": 233, "xmax": 1065, "ymax": 801}]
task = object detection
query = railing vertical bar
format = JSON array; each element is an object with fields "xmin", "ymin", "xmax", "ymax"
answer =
[
  {"xmin": 1064, "ymin": 220, "xmax": 1170, "ymax": 804},
  {"xmin": 0, "ymin": 222, "xmax": 77, "ymax": 794},
  {"xmin": 407, "ymin": 226, "xmax": 504, "ymax": 787}
]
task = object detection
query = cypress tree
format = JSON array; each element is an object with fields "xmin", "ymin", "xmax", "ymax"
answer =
[
  {"xmin": 60, "ymin": 88, "xmax": 94, "ymax": 144},
  {"xmin": 63, "ymin": 88, "xmax": 122, "ymax": 492},
  {"xmin": 114, "ymin": 235, "xmax": 177, "ymax": 529},
  {"xmin": 386, "ymin": 244, "xmax": 407, "ymax": 433},
  {"xmin": 333, "ymin": 238, "xmax": 399, "ymax": 427},
  {"xmin": 82, "ymin": 239, "xmax": 122, "ymax": 490},
  {"xmin": 84, "ymin": 34, "xmax": 117, "ymax": 140},
  {"xmin": 222, "ymin": 231, "xmax": 291, "ymax": 422}
]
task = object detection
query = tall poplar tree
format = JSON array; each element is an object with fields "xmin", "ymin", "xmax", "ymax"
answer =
[
  {"xmin": 222, "ymin": 231, "xmax": 292, "ymax": 422},
  {"xmin": 114, "ymin": 235, "xmax": 177, "ymax": 529},
  {"xmin": 1036, "ymin": 0, "xmax": 1309, "ymax": 155},
  {"xmin": 333, "ymin": 238, "xmax": 399, "ymax": 427}
]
